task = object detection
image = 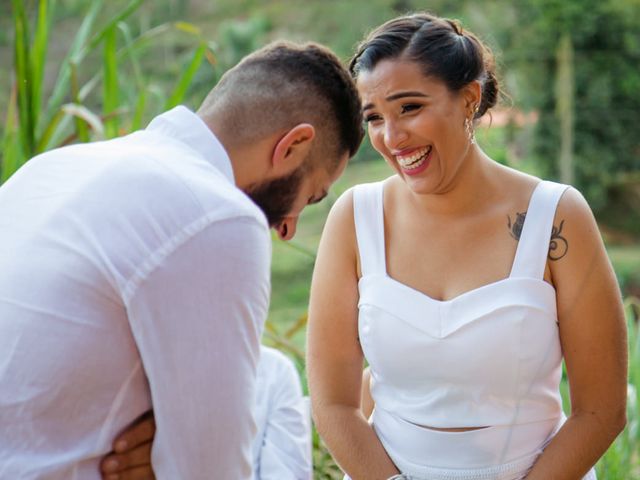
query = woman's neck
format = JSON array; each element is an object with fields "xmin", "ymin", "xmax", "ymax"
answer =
[{"xmin": 404, "ymin": 147, "xmax": 503, "ymax": 218}]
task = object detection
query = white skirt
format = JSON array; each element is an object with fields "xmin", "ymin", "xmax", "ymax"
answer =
[{"xmin": 344, "ymin": 408, "xmax": 597, "ymax": 480}]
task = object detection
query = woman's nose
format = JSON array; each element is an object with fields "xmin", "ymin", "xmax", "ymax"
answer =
[{"xmin": 384, "ymin": 121, "xmax": 409, "ymax": 150}]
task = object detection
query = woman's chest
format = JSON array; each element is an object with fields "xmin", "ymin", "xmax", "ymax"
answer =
[{"xmin": 384, "ymin": 213, "xmax": 520, "ymax": 302}]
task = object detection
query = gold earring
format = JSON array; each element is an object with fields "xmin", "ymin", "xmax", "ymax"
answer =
[
  {"xmin": 465, "ymin": 103, "xmax": 479, "ymax": 144},
  {"xmin": 465, "ymin": 117, "xmax": 475, "ymax": 145}
]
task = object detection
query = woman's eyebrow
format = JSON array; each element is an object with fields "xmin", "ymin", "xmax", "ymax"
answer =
[{"xmin": 362, "ymin": 91, "xmax": 429, "ymax": 111}]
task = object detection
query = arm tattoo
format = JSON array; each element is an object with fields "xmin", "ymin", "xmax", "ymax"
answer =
[
  {"xmin": 507, "ymin": 212, "xmax": 569, "ymax": 261},
  {"xmin": 548, "ymin": 219, "xmax": 568, "ymax": 260}
]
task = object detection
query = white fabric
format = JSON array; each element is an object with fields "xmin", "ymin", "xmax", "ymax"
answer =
[
  {"xmin": 352, "ymin": 180, "xmax": 596, "ymax": 478},
  {"xmin": 253, "ymin": 346, "xmax": 312, "ymax": 480},
  {"xmin": 0, "ymin": 106, "xmax": 271, "ymax": 480}
]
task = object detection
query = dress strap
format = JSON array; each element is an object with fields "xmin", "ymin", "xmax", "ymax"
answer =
[
  {"xmin": 353, "ymin": 182, "xmax": 386, "ymax": 277},
  {"xmin": 510, "ymin": 181, "xmax": 571, "ymax": 279}
]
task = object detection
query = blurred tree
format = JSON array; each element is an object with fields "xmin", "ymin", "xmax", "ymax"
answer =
[
  {"xmin": 216, "ymin": 15, "xmax": 271, "ymax": 73},
  {"xmin": 509, "ymin": 0, "xmax": 640, "ymax": 221}
]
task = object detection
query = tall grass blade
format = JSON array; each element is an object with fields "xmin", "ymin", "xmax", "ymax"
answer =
[
  {"xmin": 1, "ymin": 84, "xmax": 23, "ymax": 183},
  {"xmin": 82, "ymin": 0, "xmax": 144, "ymax": 56},
  {"xmin": 131, "ymin": 91, "xmax": 147, "ymax": 131},
  {"xmin": 44, "ymin": 0, "xmax": 143, "ymax": 143},
  {"xmin": 70, "ymin": 62, "xmax": 90, "ymax": 143},
  {"xmin": 75, "ymin": 22, "xmax": 201, "ymax": 110},
  {"xmin": 117, "ymin": 22, "xmax": 145, "ymax": 88},
  {"xmin": 30, "ymin": 0, "xmax": 50, "ymax": 137},
  {"xmin": 103, "ymin": 26, "xmax": 119, "ymax": 138},
  {"xmin": 36, "ymin": 109, "xmax": 65, "ymax": 154},
  {"xmin": 44, "ymin": 0, "xmax": 103, "ymax": 122},
  {"xmin": 12, "ymin": 0, "xmax": 35, "ymax": 159},
  {"xmin": 117, "ymin": 21, "xmax": 146, "ymax": 131},
  {"xmin": 61, "ymin": 104, "xmax": 105, "ymax": 140},
  {"xmin": 164, "ymin": 42, "xmax": 207, "ymax": 110}
]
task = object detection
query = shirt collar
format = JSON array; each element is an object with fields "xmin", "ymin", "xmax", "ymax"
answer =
[{"xmin": 146, "ymin": 106, "xmax": 235, "ymax": 184}]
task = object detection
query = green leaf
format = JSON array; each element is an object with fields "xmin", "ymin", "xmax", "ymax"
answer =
[
  {"xmin": 1, "ymin": 83, "xmax": 24, "ymax": 183},
  {"xmin": 75, "ymin": 21, "xmax": 200, "ymax": 110},
  {"xmin": 131, "ymin": 90, "xmax": 147, "ymax": 132},
  {"xmin": 174, "ymin": 21, "xmax": 201, "ymax": 36},
  {"xmin": 103, "ymin": 26, "xmax": 119, "ymax": 138},
  {"xmin": 30, "ymin": 0, "xmax": 51, "ymax": 138},
  {"xmin": 44, "ymin": 0, "xmax": 103, "ymax": 123},
  {"xmin": 81, "ymin": 0, "xmax": 144, "ymax": 58},
  {"xmin": 61, "ymin": 104, "xmax": 105, "ymax": 140},
  {"xmin": 44, "ymin": 0, "xmax": 143, "ymax": 131},
  {"xmin": 36, "ymin": 108, "xmax": 66, "ymax": 153},
  {"xmin": 70, "ymin": 62, "xmax": 90, "ymax": 143},
  {"xmin": 164, "ymin": 43, "xmax": 207, "ymax": 110},
  {"xmin": 12, "ymin": 0, "xmax": 35, "ymax": 159},
  {"xmin": 117, "ymin": 21, "xmax": 144, "ymax": 88}
]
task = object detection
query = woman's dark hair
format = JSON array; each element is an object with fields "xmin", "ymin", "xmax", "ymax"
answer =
[{"xmin": 349, "ymin": 13, "xmax": 499, "ymax": 119}]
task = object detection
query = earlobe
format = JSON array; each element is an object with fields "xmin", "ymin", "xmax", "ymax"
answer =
[{"xmin": 271, "ymin": 123, "xmax": 316, "ymax": 173}]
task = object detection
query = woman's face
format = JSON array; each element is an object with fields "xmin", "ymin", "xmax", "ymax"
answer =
[{"xmin": 356, "ymin": 58, "xmax": 474, "ymax": 194}]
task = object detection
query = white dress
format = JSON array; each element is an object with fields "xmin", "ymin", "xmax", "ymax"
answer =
[{"xmin": 351, "ymin": 180, "xmax": 596, "ymax": 480}]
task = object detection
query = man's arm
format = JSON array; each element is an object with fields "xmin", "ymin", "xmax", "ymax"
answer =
[
  {"xmin": 125, "ymin": 216, "xmax": 270, "ymax": 480},
  {"xmin": 101, "ymin": 411, "xmax": 155, "ymax": 480}
]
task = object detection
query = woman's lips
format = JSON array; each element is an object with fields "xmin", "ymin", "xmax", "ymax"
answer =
[{"xmin": 396, "ymin": 146, "xmax": 432, "ymax": 176}]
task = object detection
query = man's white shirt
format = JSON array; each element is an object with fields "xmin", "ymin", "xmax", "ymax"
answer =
[{"xmin": 0, "ymin": 107, "xmax": 271, "ymax": 479}]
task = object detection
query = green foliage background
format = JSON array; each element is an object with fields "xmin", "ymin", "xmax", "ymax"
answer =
[{"xmin": 1, "ymin": 1, "xmax": 639, "ymax": 478}]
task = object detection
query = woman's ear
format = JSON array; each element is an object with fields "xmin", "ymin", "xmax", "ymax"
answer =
[
  {"xmin": 270, "ymin": 123, "xmax": 316, "ymax": 175},
  {"xmin": 462, "ymin": 80, "xmax": 482, "ymax": 116}
]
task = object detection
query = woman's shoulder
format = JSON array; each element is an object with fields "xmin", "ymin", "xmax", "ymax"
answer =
[
  {"xmin": 500, "ymin": 166, "xmax": 592, "ymax": 217},
  {"xmin": 330, "ymin": 176, "xmax": 394, "ymax": 219},
  {"xmin": 494, "ymin": 163, "xmax": 541, "ymax": 191}
]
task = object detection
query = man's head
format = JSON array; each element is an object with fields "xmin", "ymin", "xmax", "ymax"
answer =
[{"xmin": 197, "ymin": 41, "xmax": 364, "ymax": 239}]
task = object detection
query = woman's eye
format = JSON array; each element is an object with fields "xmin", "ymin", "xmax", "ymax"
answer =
[
  {"xmin": 401, "ymin": 104, "xmax": 422, "ymax": 114},
  {"xmin": 364, "ymin": 114, "xmax": 382, "ymax": 124}
]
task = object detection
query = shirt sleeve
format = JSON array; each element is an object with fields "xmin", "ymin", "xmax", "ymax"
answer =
[
  {"xmin": 258, "ymin": 355, "xmax": 312, "ymax": 480},
  {"xmin": 125, "ymin": 215, "xmax": 271, "ymax": 480}
]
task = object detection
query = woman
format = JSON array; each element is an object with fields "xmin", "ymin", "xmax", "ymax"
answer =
[{"xmin": 306, "ymin": 13, "xmax": 627, "ymax": 480}]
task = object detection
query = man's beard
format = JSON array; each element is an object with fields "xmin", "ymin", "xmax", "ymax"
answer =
[{"xmin": 245, "ymin": 165, "xmax": 304, "ymax": 227}]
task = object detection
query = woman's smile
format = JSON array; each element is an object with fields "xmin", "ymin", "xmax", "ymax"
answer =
[{"xmin": 395, "ymin": 145, "xmax": 433, "ymax": 175}]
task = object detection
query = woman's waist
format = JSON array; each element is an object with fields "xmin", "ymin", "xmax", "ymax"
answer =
[
  {"xmin": 371, "ymin": 387, "xmax": 563, "ymax": 429},
  {"xmin": 371, "ymin": 407, "xmax": 564, "ymax": 469}
]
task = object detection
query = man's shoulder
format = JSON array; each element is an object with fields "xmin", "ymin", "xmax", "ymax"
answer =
[
  {"xmin": 73, "ymin": 130, "xmax": 267, "ymax": 231},
  {"xmin": 137, "ymin": 130, "xmax": 267, "ymax": 227}
]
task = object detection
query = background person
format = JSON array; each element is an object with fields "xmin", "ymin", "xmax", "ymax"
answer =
[
  {"xmin": 0, "ymin": 41, "xmax": 363, "ymax": 479},
  {"xmin": 252, "ymin": 346, "xmax": 312, "ymax": 480},
  {"xmin": 307, "ymin": 13, "xmax": 627, "ymax": 480}
]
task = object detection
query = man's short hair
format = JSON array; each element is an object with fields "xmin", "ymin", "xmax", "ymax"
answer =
[{"xmin": 198, "ymin": 41, "xmax": 364, "ymax": 170}]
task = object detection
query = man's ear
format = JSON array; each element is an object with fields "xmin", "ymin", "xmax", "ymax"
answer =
[{"xmin": 271, "ymin": 123, "xmax": 316, "ymax": 175}]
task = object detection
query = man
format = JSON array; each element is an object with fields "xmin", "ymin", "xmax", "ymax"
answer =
[
  {"xmin": 101, "ymin": 346, "xmax": 313, "ymax": 480},
  {"xmin": 0, "ymin": 41, "xmax": 363, "ymax": 479}
]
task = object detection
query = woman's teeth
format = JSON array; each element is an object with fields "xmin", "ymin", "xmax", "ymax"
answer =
[{"xmin": 396, "ymin": 146, "xmax": 431, "ymax": 170}]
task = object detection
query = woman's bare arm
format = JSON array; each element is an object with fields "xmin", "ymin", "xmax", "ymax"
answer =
[
  {"xmin": 526, "ymin": 188, "xmax": 628, "ymax": 479},
  {"xmin": 307, "ymin": 189, "xmax": 399, "ymax": 480}
]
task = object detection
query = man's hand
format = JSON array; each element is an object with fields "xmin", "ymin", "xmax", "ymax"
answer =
[{"xmin": 100, "ymin": 410, "xmax": 156, "ymax": 480}]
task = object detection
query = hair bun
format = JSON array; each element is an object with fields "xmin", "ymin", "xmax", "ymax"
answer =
[{"xmin": 478, "ymin": 68, "xmax": 499, "ymax": 118}]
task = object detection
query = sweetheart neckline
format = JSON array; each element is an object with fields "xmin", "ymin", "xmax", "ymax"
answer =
[{"xmin": 360, "ymin": 274, "xmax": 556, "ymax": 305}]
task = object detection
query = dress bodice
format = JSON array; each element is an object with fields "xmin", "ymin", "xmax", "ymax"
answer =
[{"xmin": 354, "ymin": 180, "xmax": 569, "ymax": 428}]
